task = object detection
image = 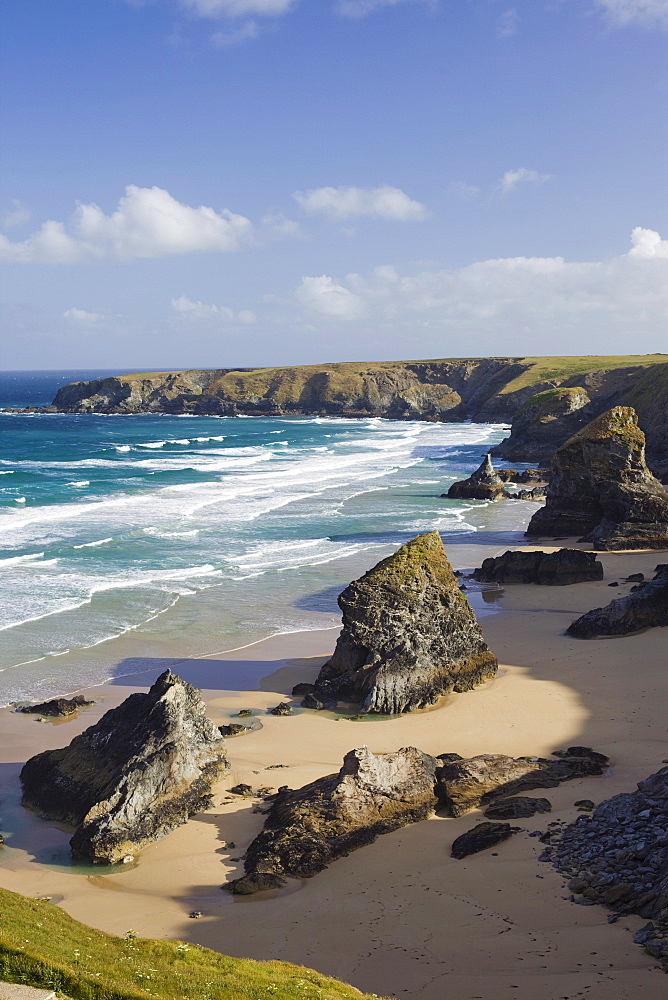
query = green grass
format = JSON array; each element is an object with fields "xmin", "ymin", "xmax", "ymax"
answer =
[
  {"xmin": 497, "ymin": 355, "xmax": 668, "ymax": 394},
  {"xmin": 0, "ymin": 888, "xmax": 384, "ymax": 1000}
]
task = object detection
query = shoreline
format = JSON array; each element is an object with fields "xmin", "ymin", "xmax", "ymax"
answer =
[{"xmin": 1, "ymin": 538, "xmax": 667, "ymax": 998}]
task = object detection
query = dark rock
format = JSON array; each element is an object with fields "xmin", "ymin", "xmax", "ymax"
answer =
[
  {"xmin": 634, "ymin": 923, "xmax": 656, "ymax": 945},
  {"xmin": 493, "ymin": 387, "xmax": 593, "ymax": 464},
  {"xmin": 237, "ymin": 709, "xmax": 253, "ymax": 717},
  {"xmin": 291, "ymin": 683, "xmax": 315, "ymax": 696},
  {"xmin": 526, "ymin": 407, "xmax": 668, "ymax": 550},
  {"xmin": 219, "ymin": 724, "xmax": 248, "ymax": 737},
  {"xmin": 626, "ymin": 573, "xmax": 645, "ymax": 583},
  {"xmin": 20, "ymin": 671, "xmax": 228, "ymax": 864},
  {"xmin": 517, "ymin": 469, "xmax": 550, "ymax": 484},
  {"xmin": 505, "ymin": 486, "xmax": 547, "ymax": 500},
  {"xmin": 189, "ymin": 910, "xmax": 203, "ymax": 919},
  {"xmin": 17, "ymin": 694, "xmax": 95, "ymax": 718},
  {"xmin": 451, "ymin": 822, "xmax": 513, "ymax": 858},
  {"xmin": 298, "ymin": 532, "xmax": 498, "ymax": 715},
  {"xmin": 446, "ymin": 455, "xmax": 506, "ymax": 501},
  {"xmin": 269, "ymin": 702, "xmax": 293, "ymax": 716},
  {"xmin": 608, "ymin": 581, "xmax": 619, "ymax": 587},
  {"xmin": 574, "ymin": 799, "xmax": 595, "ymax": 811},
  {"xmin": 472, "ymin": 548, "xmax": 603, "ymax": 586},
  {"xmin": 484, "ymin": 796, "xmax": 552, "ymax": 819},
  {"xmin": 566, "ymin": 565, "xmax": 668, "ymax": 638},
  {"xmin": 302, "ymin": 692, "xmax": 328, "ymax": 710},
  {"xmin": 229, "ymin": 784, "xmax": 254, "ymax": 797},
  {"xmin": 223, "ymin": 746, "xmax": 439, "ymax": 894}
]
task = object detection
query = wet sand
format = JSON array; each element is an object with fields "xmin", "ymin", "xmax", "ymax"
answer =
[{"xmin": 1, "ymin": 540, "xmax": 666, "ymax": 1000}]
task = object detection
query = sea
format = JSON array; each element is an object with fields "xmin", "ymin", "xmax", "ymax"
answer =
[{"xmin": 0, "ymin": 369, "xmax": 531, "ymax": 705}]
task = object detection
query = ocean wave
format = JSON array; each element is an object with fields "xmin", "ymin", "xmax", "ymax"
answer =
[
  {"xmin": 72, "ymin": 537, "xmax": 114, "ymax": 549},
  {"xmin": 0, "ymin": 551, "xmax": 46, "ymax": 567},
  {"xmin": 68, "ymin": 480, "xmax": 90, "ymax": 487}
]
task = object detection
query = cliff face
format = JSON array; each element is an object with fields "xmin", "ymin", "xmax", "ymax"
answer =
[
  {"xmin": 299, "ymin": 531, "xmax": 498, "ymax": 714},
  {"xmin": 20, "ymin": 671, "xmax": 228, "ymax": 863},
  {"xmin": 526, "ymin": 407, "xmax": 668, "ymax": 550}
]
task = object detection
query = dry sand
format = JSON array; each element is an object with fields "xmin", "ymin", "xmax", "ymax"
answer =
[{"xmin": 1, "ymin": 540, "xmax": 667, "ymax": 999}]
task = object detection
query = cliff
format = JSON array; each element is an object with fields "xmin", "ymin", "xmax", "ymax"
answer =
[
  {"xmin": 20, "ymin": 670, "xmax": 228, "ymax": 863},
  {"xmin": 297, "ymin": 531, "xmax": 498, "ymax": 714},
  {"xmin": 526, "ymin": 407, "xmax": 668, "ymax": 550}
]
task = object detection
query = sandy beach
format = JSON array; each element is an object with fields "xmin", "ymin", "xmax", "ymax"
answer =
[{"xmin": 1, "ymin": 537, "xmax": 667, "ymax": 1000}]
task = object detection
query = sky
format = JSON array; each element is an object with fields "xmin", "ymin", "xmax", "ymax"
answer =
[{"xmin": 0, "ymin": 0, "xmax": 667, "ymax": 370}]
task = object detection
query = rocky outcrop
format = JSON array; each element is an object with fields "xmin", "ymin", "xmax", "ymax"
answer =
[
  {"xmin": 296, "ymin": 532, "xmax": 498, "ymax": 714},
  {"xmin": 472, "ymin": 548, "xmax": 603, "ymax": 586},
  {"xmin": 483, "ymin": 796, "xmax": 551, "ymax": 819},
  {"xmin": 445, "ymin": 455, "xmax": 506, "ymax": 501},
  {"xmin": 545, "ymin": 765, "xmax": 668, "ymax": 969},
  {"xmin": 224, "ymin": 746, "xmax": 440, "ymax": 894},
  {"xmin": 17, "ymin": 694, "xmax": 95, "ymax": 717},
  {"xmin": 526, "ymin": 407, "xmax": 668, "ymax": 549},
  {"xmin": 20, "ymin": 671, "xmax": 228, "ymax": 863},
  {"xmin": 451, "ymin": 821, "xmax": 514, "ymax": 858},
  {"xmin": 437, "ymin": 747, "xmax": 609, "ymax": 817},
  {"xmin": 492, "ymin": 388, "xmax": 592, "ymax": 463},
  {"xmin": 566, "ymin": 565, "xmax": 668, "ymax": 638}
]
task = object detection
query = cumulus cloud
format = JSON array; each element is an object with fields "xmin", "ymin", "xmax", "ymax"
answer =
[
  {"xmin": 594, "ymin": 0, "xmax": 668, "ymax": 29},
  {"xmin": 292, "ymin": 229, "xmax": 668, "ymax": 345},
  {"xmin": 335, "ymin": 0, "xmax": 430, "ymax": 17},
  {"xmin": 62, "ymin": 307, "xmax": 105, "ymax": 324},
  {"xmin": 495, "ymin": 167, "xmax": 551, "ymax": 196},
  {"xmin": 2, "ymin": 200, "xmax": 32, "ymax": 229},
  {"xmin": 182, "ymin": 0, "xmax": 295, "ymax": 16},
  {"xmin": 262, "ymin": 211, "xmax": 306, "ymax": 240},
  {"xmin": 296, "ymin": 275, "xmax": 366, "ymax": 319},
  {"xmin": 0, "ymin": 186, "xmax": 253, "ymax": 264},
  {"xmin": 171, "ymin": 295, "xmax": 257, "ymax": 324},
  {"xmin": 294, "ymin": 185, "xmax": 428, "ymax": 221}
]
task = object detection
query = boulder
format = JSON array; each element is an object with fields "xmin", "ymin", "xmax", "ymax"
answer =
[
  {"xmin": 437, "ymin": 747, "xmax": 608, "ymax": 816},
  {"xmin": 297, "ymin": 532, "xmax": 498, "ymax": 714},
  {"xmin": 483, "ymin": 796, "xmax": 551, "ymax": 819},
  {"xmin": 472, "ymin": 548, "xmax": 603, "ymax": 586},
  {"xmin": 20, "ymin": 671, "xmax": 228, "ymax": 864},
  {"xmin": 445, "ymin": 455, "xmax": 506, "ymax": 501},
  {"xmin": 17, "ymin": 694, "xmax": 95, "ymax": 717},
  {"xmin": 223, "ymin": 746, "xmax": 440, "ymax": 894},
  {"xmin": 269, "ymin": 702, "xmax": 293, "ymax": 716},
  {"xmin": 526, "ymin": 407, "xmax": 668, "ymax": 549},
  {"xmin": 451, "ymin": 822, "xmax": 514, "ymax": 858},
  {"xmin": 566, "ymin": 565, "xmax": 668, "ymax": 638}
]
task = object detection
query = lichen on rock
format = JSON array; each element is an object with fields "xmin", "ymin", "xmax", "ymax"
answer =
[
  {"xmin": 20, "ymin": 670, "xmax": 229, "ymax": 863},
  {"xmin": 297, "ymin": 531, "xmax": 498, "ymax": 714}
]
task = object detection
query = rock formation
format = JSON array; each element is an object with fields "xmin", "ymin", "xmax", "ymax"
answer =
[
  {"xmin": 224, "ymin": 746, "xmax": 440, "ymax": 894},
  {"xmin": 492, "ymin": 387, "xmax": 593, "ymax": 463},
  {"xmin": 451, "ymin": 821, "xmax": 514, "ymax": 858},
  {"xmin": 526, "ymin": 407, "xmax": 668, "ymax": 549},
  {"xmin": 472, "ymin": 548, "xmax": 603, "ymax": 586},
  {"xmin": 20, "ymin": 671, "xmax": 228, "ymax": 864},
  {"xmin": 545, "ymin": 765, "xmax": 668, "ymax": 969},
  {"xmin": 483, "ymin": 796, "xmax": 551, "ymax": 819},
  {"xmin": 17, "ymin": 694, "xmax": 95, "ymax": 717},
  {"xmin": 437, "ymin": 747, "xmax": 608, "ymax": 817},
  {"xmin": 566, "ymin": 565, "xmax": 668, "ymax": 638},
  {"xmin": 295, "ymin": 532, "xmax": 498, "ymax": 714},
  {"xmin": 445, "ymin": 455, "xmax": 506, "ymax": 501}
]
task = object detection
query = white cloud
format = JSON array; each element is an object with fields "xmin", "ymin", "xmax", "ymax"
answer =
[
  {"xmin": 497, "ymin": 8, "xmax": 520, "ymax": 36},
  {"xmin": 2, "ymin": 200, "xmax": 32, "ymax": 229},
  {"xmin": 182, "ymin": 0, "xmax": 295, "ymax": 16},
  {"xmin": 62, "ymin": 307, "xmax": 105, "ymax": 324},
  {"xmin": 211, "ymin": 19, "xmax": 259, "ymax": 43},
  {"xmin": 262, "ymin": 211, "xmax": 306, "ymax": 239},
  {"xmin": 335, "ymin": 0, "xmax": 430, "ymax": 17},
  {"xmin": 0, "ymin": 186, "xmax": 253, "ymax": 264},
  {"xmin": 294, "ymin": 185, "xmax": 428, "ymax": 221},
  {"xmin": 594, "ymin": 0, "xmax": 668, "ymax": 29},
  {"xmin": 495, "ymin": 167, "xmax": 551, "ymax": 196},
  {"xmin": 292, "ymin": 229, "xmax": 668, "ymax": 341},
  {"xmin": 171, "ymin": 295, "xmax": 257, "ymax": 324},
  {"xmin": 450, "ymin": 181, "xmax": 481, "ymax": 201},
  {"xmin": 296, "ymin": 275, "xmax": 366, "ymax": 320}
]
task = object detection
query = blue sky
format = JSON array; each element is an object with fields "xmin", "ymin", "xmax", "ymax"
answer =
[{"xmin": 1, "ymin": 0, "xmax": 667, "ymax": 369}]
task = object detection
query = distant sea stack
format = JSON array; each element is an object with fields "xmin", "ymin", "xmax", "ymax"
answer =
[
  {"xmin": 294, "ymin": 531, "xmax": 498, "ymax": 714},
  {"xmin": 526, "ymin": 406, "xmax": 668, "ymax": 550},
  {"xmin": 445, "ymin": 454, "xmax": 506, "ymax": 501},
  {"xmin": 20, "ymin": 671, "xmax": 228, "ymax": 863}
]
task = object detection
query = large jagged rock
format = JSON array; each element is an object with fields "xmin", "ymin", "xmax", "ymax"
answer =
[
  {"xmin": 296, "ymin": 532, "xmax": 498, "ymax": 714},
  {"xmin": 224, "ymin": 746, "xmax": 440, "ymax": 894},
  {"xmin": 20, "ymin": 671, "xmax": 228, "ymax": 863},
  {"xmin": 472, "ymin": 548, "xmax": 603, "ymax": 586},
  {"xmin": 546, "ymin": 766, "xmax": 668, "ymax": 968},
  {"xmin": 526, "ymin": 407, "xmax": 668, "ymax": 549},
  {"xmin": 445, "ymin": 455, "xmax": 506, "ymax": 501},
  {"xmin": 566, "ymin": 565, "xmax": 668, "ymax": 638},
  {"xmin": 491, "ymin": 387, "xmax": 593, "ymax": 463},
  {"xmin": 437, "ymin": 747, "xmax": 609, "ymax": 817}
]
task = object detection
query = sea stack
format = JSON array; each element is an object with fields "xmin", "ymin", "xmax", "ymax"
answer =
[
  {"xmin": 20, "ymin": 671, "xmax": 229, "ymax": 863},
  {"xmin": 295, "ymin": 531, "xmax": 498, "ymax": 714},
  {"xmin": 445, "ymin": 454, "xmax": 506, "ymax": 501},
  {"xmin": 526, "ymin": 406, "xmax": 668, "ymax": 549}
]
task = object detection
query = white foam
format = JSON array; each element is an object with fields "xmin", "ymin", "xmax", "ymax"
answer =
[
  {"xmin": 0, "ymin": 552, "xmax": 45, "ymax": 567},
  {"xmin": 72, "ymin": 537, "xmax": 113, "ymax": 549},
  {"xmin": 68, "ymin": 480, "xmax": 90, "ymax": 488}
]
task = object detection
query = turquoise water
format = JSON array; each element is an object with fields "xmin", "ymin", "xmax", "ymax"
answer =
[{"xmin": 0, "ymin": 371, "xmax": 525, "ymax": 704}]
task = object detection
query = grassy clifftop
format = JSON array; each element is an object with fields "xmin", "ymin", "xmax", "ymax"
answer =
[{"xmin": 0, "ymin": 888, "xmax": 382, "ymax": 1000}]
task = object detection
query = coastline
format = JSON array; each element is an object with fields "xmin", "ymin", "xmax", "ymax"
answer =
[{"xmin": 1, "ymin": 532, "xmax": 667, "ymax": 999}]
